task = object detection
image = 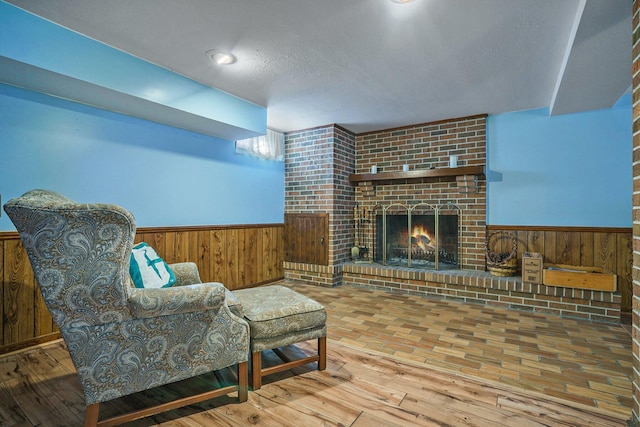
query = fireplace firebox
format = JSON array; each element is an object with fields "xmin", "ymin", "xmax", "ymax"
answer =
[{"xmin": 353, "ymin": 203, "xmax": 460, "ymax": 270}]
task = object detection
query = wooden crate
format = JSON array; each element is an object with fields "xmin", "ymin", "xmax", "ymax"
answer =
[
  {"xmin": 522, "ymin": 252, "xmax": 543, "ymax": 284},
  {"xmin": 542, "ymin": 264, "xmax": 617, "ymax": 292}
]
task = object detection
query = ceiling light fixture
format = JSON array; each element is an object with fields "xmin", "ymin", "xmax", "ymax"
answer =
[
  {"xmin": 391, "ymin": 0, "xmax": 415, "ymax": 3},
  {"xmin": 206, "ymin": 49, "xmax": 237, "ymax": 65}
]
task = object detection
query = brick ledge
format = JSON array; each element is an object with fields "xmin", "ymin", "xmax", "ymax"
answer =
[{"xmin": 342, "ymin": 262, "xmax": 621, "ymax": 322}]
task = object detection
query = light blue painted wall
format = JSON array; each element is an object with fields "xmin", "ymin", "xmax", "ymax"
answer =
[
  {"xmin": 0, "ymin": 2, "xmax": 266, "ymax": 136},
  {"xmin": 486, "ymin": 97, "xmax": 632, "ymax": 227},
  {"xmin": 0, "ymin": 83, "xmax": 284, "ymax": 230}
]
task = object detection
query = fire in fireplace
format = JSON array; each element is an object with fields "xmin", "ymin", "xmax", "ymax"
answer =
[{"xmin": 373, "ymin": 203, "xmax": 460, "ymax": 269}]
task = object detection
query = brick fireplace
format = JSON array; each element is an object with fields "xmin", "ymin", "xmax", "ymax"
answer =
[
  {"xmin": 284, "ymin": 115, "xmax": 487, "ymax": 282},
  {"xmin": 283, "ymin": 115, "xmax": 619, "ymax": 323}
]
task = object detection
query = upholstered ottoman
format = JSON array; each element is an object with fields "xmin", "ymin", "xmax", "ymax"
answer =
[{"xmin": 231, "ymin": 285, "xmax": 327, "ymax": 389}]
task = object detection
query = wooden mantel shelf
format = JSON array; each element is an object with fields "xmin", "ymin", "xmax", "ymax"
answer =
[{"xmin": 349, "ymin": 165, "xmax": 485, "ymax": 184}]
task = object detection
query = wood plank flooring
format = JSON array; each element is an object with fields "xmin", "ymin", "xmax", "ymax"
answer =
[
  {"xmin": 290, "ymin": 281, "xmax": 633, "ymax": 417},
  {"xmin": 0, "ymin": 280, "xmax": 633, "ymax": 426},
  {"xmin": 0, "ymin": 339, "xmax": 629, "ymax": 426}
]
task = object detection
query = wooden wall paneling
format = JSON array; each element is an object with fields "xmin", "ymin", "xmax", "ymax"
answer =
[
  {"xmin": 277, "ymin": 226, "xmax": 284, "ymax": 277},
  {"xmin": 135, "ymin": 233, "xmax": 151, "ymax": 250},
  {"xmin": 284, "ymin": 213, "xmax": 329, "ymax": 266},
  {"xmin": 318, "ymin": 214, "xmax": 328, "ymax": 265},
  {"xmin": 243, "ymin": 227, "xmax": 258, "ymax": 286},
  {"xmin": 151, "ymin": 232, "xmax": 168, "ymax": 261},
  {"xmin": 514, "ymin": 230, "xmax": 527, "ymax": 268},
  {"xmin": 287, "ymin": 219, "xmax": 294, "ymax": 263},
  {"xmin": 299, "ymin": 216, "xmax": 307, "ymax": 263},
  {"xmin": 596, "ymin": 232, "xmax": 618, "ymax": 296},
  {"xmin": 133, "ymin": 234, "xmax": 142, "ymax": 245},
  {"xmin": 288, "ymin": 216, "xmax": 299, "ymax": 262},
  {"xmin": 617, "ymin": 233, "xmax": 633, "ymax": 310},
  {"xmin": 211, "ymin": 229, "xmax": 226, "ymax": 284},
  {"xmin": 195, "ymin": 230, "xmax": 211, "ymax": 283},
  {"xmin": 580, "ymin": 231, "xmax": 595, "ymax": 266},
  {"xmin": 163, "ymin": 231, "xmax": 177, "ymax": 264},
  {"xmin": 226, "ymin": 229, "xmax": 239, "ymax": 290},
  {"xmin": 0, "ymin": 224, "xmax": 285, "ymax": 353},
  {"xmin": 136, "ymin": 232, "xmax": 148, "ymax": 251},
  {"xmin": 238, "ymin": 228, "xmax": 249, "ymax": 286},
  {"xmin": 262, "ymin": 228, "xmax": 273, "ymax": 280},
  {"xmin": 270, "ymin": 226, "xmax": 284, "ymax": 279},
  {"xmin": 3, "ymin": 239, "xmax": 35, "ymax": 345},
  {"xmin": 134, "ymin": 233, "xmax": 149, "ymax": 255},
  {"xmin": 255, "ymin": 228, "xmax": 264, "ymax": 283},
  {"xmin": 187, "ymin": 230, "xmax": 201, "ymax": 269},
  {"xmin": 174, "ymin": 231, "xmax": 189, "ymax": 264},
  {"xmin": 543, "ymin": 231, "xmax": 557, "ymax": 264},
  {"xmin": 319, "ymin": 215, "xmax": 329, "ymax": 266},
  {"xmin": 526, "ymin": 230, "xmax": 544, "ymax": 256},
  {"xmin": 488, "ymin": 225, "xmax": 632, "ymax": 314},
  {"xmin": 557, "ymin": 232, "xmax": 581, "ymax": 266},
  {"xmin": 236, "ymin": 228, "xmax": 244, "ymax": 287},
  {"xmin": 285, "ymin": 214, "xmax": 295, "ymax": 262},
  {"xmin": 594, "ymin": 232, "xmax": 616, "ymax": 270},
  {"xmin": 296, "ymin": 217, "xmax": 306, "ymax": 263},
  {"xmin": 305, "ymin": 216, "xmax": 318, "ymax": 264},
  {"xmin": 283, "ymin": 216, "xmax": 292, "ymax": 262},
  {"xmin": 271, "ymin": 226, "xmax": 284, "ymax": 278},
  {"xmin": 298, "ymin": 216, "xmax": 308, "ymax": 263}
]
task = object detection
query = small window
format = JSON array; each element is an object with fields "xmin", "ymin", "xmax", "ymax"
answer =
[{"xmin": 235, "ymin": 129, "xmax": 284, "ymax": 161}]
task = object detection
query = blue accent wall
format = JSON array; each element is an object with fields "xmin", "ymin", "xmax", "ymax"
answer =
[
  {"xmin": 0, "ymin": 83, "xmax": 284, "ymax": 230},
  {"xmin": 0, "ymin": 2, "xmax": 266, "ymax": 137},
  {"xmin": 486, "ymin": 97, "xmax": 632, "ymax": 227}
]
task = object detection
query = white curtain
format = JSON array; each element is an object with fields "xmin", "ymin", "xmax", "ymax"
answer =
[{"xmin": 235, "ymin": 128, "xmax": 284, "ymax": 161}]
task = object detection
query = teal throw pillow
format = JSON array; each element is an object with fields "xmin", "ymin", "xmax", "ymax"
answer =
[{"xmin": 129, "ymin": 242, "xmax": 176, "ymax": 289}]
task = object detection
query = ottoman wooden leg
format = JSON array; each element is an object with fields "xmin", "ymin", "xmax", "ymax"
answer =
[
  {"xmin": 252, "ymin": 351, "xmax": 263, "ymax": 390},
  {"xmin": 318, "ymin": 336, "xmax": 327, "ymax": 371}
]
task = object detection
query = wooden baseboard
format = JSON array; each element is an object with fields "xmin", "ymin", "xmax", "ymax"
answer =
[{"xmin": 0, "ymin": 332, "xmax": 62, "ymax": 355}]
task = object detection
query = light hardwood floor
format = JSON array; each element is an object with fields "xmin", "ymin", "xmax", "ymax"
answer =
[{"xmin": 0, "ymin": 281, "xmax": 633, "ymax": 426}]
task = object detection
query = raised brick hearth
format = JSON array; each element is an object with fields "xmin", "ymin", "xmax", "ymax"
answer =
[{"xmin": 343, "ymin": 263, "xmax": 621, "ymax": 323}]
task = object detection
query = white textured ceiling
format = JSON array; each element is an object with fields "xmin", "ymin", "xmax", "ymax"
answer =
[{"xmin": 5, "ymin": 0, "xmax": 632, "ymax": 134}]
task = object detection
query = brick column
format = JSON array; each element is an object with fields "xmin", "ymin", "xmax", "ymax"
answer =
[{"xmin": 284, "ymin": 125, "xmax": 356, "ymax": 286}]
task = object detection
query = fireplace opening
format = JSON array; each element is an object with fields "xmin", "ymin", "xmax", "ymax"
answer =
[{"xmin": 371, "ymin": 203, "xmax": 460, "ymax": 269}]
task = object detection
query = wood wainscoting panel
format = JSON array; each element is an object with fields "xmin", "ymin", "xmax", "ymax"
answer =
[
  {"xmin": 284, "ymin": 213, "xmax": 329, "ymax": 266},
  {"xmin": 134, "ymin": 224, "xmax": 284, "ymax": 290},
  {"xmin": 0, "ymin": 223, "xmax": 284, "ymax": 353},
  {"xmin": 4, "ymin": 239, "xmax": 35, "ymax": 344},
  {"xmin": 487, "ymin": 226, "xmax": 633, "ymax": 315},
  {"xmin": 1, "ymin": 236, "xmax": 59, "ymax": 354}
]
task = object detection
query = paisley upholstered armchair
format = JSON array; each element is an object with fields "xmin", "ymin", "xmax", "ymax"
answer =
[{"xmin": 4, "ymin": 190, "xmax": 249, "ymax": 426}]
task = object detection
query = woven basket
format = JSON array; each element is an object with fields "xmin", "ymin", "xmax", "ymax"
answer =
[{"xmin": 486, "ymin": 231, "xmax": 518, "ymax": 277}]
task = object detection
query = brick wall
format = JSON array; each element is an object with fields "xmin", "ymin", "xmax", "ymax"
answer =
[
  {"xmin": 354, "ymin": 115, "xmax": 487, "ymax": 269},
  {"xmin": 631, "ymin": 0, "xmax": 640, "ymax": 423}
]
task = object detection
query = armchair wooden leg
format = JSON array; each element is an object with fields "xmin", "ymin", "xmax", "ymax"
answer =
[
  {"xmin": 318, "ymin": 336, "xmax": 327, "ymax": 371},
  {"xmin": 83, "ymin": 363, "xmax": 249, "ymax": 427},
  {"xmin": 84, "ymin": 403, "xmax": 99, "ymax": 427},
  {"xmin": 252, "ymin": 351, "xmax": 263, "ymax": 390},
  {"xmin": 238, "ymin": 361, "xmax": 248, "ymax": 402}
]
